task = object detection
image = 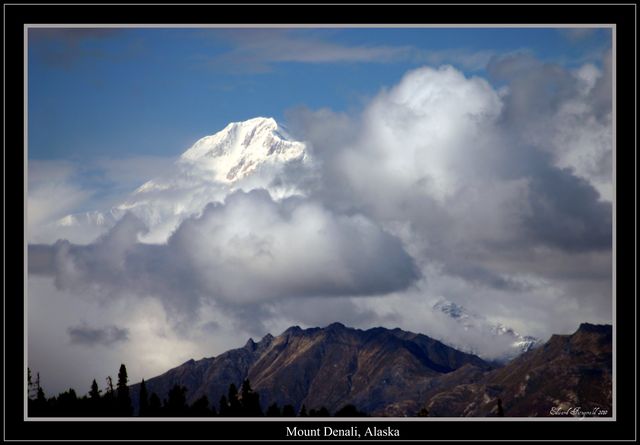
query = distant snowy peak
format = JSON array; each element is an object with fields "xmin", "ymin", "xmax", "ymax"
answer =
[
  {"xmin": 53, "ymin": 117, "xmax": 314, "ymax": 245},
  {"xmin": 178, "ymin": 117, "xmax": 307, "ymax": 183},
  {"xmin": 432, "ymin": 299, "xmax": 474, "ymax": 325},
  {"xmin": 432, "ymin": 298, "xmax": 541, "ymax": 362}
]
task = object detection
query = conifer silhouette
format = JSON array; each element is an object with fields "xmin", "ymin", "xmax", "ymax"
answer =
[
  {"xmin": 116, "ymin": 364, "xmax": 133, "ymax": 416},
  {"xmin": 219, "ymin": 395, "xmax": 229, "ymax": 416},
  {"xmin": 138, "ymin": 379, "xmax": 149, "ymax": 416},
  {"xmin": 148, "ymin": 392, "xmax": 162, "ymax": 416},
  {"xmin": 165, "ymin": 384, "xmax": 188, "ymax": 415},
  {"xmin": 240, "ymin": 379, "xmax": 262, "ymax": 416},
  {"xmin": 266, "ymin": 402, "xmax": 281, "ymax": 417},
  {"xmin": 282, "ymin": 404, "xmax": 296, "ymax": 417},
  {"xmin": 496, "ymin": 398, "xmax": 504, "ymax": 417},
  {"xmin": 190, "ymin": 395, "xmax": 213, "ymax": 416},
  {"xmin": 227, "ymin": 383, "xmax": 241, "ymax": 416}
]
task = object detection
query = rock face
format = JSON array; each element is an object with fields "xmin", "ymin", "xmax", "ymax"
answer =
[
  {"xmin": 129, "ymin": 322, "xmax": 612, "ymax": 417},
  {"xmin": 129, "ymin": 323, "xmax": 489, "ymax": 416},
  {"xmin": 423, "ymin": 323, "xmax": 612, "ymax": 417}
]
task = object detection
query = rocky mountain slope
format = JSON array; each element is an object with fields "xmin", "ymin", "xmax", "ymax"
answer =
[
  {"xmin": 130, "ymin": 322, "xmax": 490, "ymax": 416},
  {"xmin": 129, "ymin": 322, "xmax": 611, "ymax": 417},
  {"xmin": 423, "ymin": 323, "xmax": 612, "ymax": 417}
]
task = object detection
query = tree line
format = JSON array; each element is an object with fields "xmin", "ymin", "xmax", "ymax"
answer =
[{"xmin": 27, "ymin": 365, "xmax": 368, "ymax": 417}]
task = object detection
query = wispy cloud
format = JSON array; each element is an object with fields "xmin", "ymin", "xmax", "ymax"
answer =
[
  {"xmin": 202, "ymin": 29, "xmax": 495, "ymax": 73},
  {"xmin": 203, "ymin": 29, "xmax": 412, "ymax": 72},
  {"xmin": 558, "ymin": 28, "xmax": 597, "ymax": 43},
  {"xmin": 416, "ymin": 48, "xmax": 499, "ymax": 72}
]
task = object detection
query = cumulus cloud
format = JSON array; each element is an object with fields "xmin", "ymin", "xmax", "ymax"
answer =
[
  {"xmin": 288, "ymin": 62, "xmax": 612, "ymax": 333},
  {"xmin": 67, "ymin": 323, "xmax": 130, "ymax": 346},
  {"xmin": 29, "ymin": 189, "xmax": 419, "ymax": 317},
  {"xmin": 487, "ymin": 50, "xmax": 613, "ymax": 200}
]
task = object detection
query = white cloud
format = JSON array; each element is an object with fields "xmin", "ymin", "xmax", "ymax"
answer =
[
  {"xmin": 30, "ymin": 189, "xmax": 419, "ymax": 314},
  {"xmin": 487, "ymin": 50, "xmax": 613, "ymax": 201},
  {"xmin": 27, "ymin": 160, "xmax": 94, "ymax": 243},
  {"xmin": 205, "ymin": 29, "xmax": 502, "ymax": 74},
  {"xmin": 288, "ymin": 62, "xmax": 611, "ymax": 341}
]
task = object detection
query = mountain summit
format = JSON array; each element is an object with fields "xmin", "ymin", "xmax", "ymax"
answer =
[
  {"xmin": 54, "ymin": 117, "xmax": 314, "ymax": 243},
  {"xmin": 178, "ymin": 117, "xmax": 307, "ymax": 183}
]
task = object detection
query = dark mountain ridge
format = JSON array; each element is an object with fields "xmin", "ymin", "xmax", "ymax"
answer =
[
  {"xmin": 423, "ymin": 323, "xmax": 612, "ymax": 416},
  {"xmin": 130, "ymin": 322, "xmax": 490, "ymax": 416},
  {"xmin": 130, "ymin": 322, "xmax": 612, "ymax": 417}
]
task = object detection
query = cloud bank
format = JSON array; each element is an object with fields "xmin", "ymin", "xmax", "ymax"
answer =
[{"xmin": 30, "ymin": 190, "xmax": 419, "ymax": 317}]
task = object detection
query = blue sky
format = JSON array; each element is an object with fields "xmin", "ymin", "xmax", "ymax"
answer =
[{"xmin": 28, "ymin": 27, "xmax": 611, "ymax": 161}]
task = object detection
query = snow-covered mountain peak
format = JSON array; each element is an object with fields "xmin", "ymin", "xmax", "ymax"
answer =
[
  {"xmin": 432, "ymin": 298, "xmax": 475, "ymax": 324},
  {"xmin": 179, "ymin": 117, "xmax": 306, "ymax": 183},
  {"xmin": 432, "ymin": 297, "xmax": 541, "ymax": 362},
  {"xmin": 50, "ymin": 117, "xmax": 315, "ymax": 244}
]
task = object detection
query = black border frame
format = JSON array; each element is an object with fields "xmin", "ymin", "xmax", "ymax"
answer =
[{"xmin": 4, "ymin": 3, "xmax": 637, "ymax": 442}]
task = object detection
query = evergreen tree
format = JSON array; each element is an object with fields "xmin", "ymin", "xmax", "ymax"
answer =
[
  {"xmin": 56, "ymin": 388, "xmax": 79, "ymax": 416},
  {"xmin": 240, "ymin": 379, "xmax": 262, "ymax": 416},
  {"xmin": 219, "ymin": 395, "xmax": 229, "ymax": 416},
  {"xmin": 335, "ymin": 404, "xmax": 367, "ymax": 417},
  {"xmin": 165, "ymin": 384, "xmax": 188, "ymax": 416},
  {"xmin": 88, "ymin": 379, "xmax": 102, "ymax": 416},
  {"xmin": 266, "ymin": 402, "xmax": 281, "ymax": 417},
  {"xmin": 104, "ymin": 376, "xmax": 116, "ymax": 416},
  {"xmin": 148, "ymin": 392, "xmax": 162, "ymax": 416},
  {"xmin": 190, "ymin": 395, "xmax": 212, "ymax": 416},
  {"xmin": 29, "ymin": 372, "xmax": 48, "ymax": 416},
  {"xmin": 106, "ymin": 376, "xmax": 114, "ymax": 395},
  {"xmin": 138, "ymin": 379, "xmax": 149, "ymax": 417},
  {"xmin": 282, "ymin": 404, "xmax": 296, "ymax": 417},
  {"xmin": 227, "ymin": 383, "xmax": 241, "ymax": 416},
  {"xmin": 27, "ymin": 368, "xmax": 34, "ymax": 399},
  {"xmin": 309, "ymin": 406, "xmax": 330, "ymax": 417},
  {"xmin": 36, "ymin": 373, "xmax": 47, "ymax": 413},
  {"xmin": 89, "ymin": 379, "xmax": 101, "ymax": 400},
  {"xmin": 496, "ymin": 398, "xmax": 504, "ymax": 417},
  {"xmin": 116, "ymin": 364, "xmax": 133, "ymax": 416},
  {"xmin": 299, "ymin": 404, "xmax": 308, "ymax": 417}
]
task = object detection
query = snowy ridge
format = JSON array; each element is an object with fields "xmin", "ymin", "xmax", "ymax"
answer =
[
  {"xmin": 54, "ymin": 117, "xmax": 314, "ymax": 244},
  {"xmin": 432, "ymin": 298, "xmax": 541, "ymax": 362},
  {"xmin": 178, "ymin": 117, "xmax": 306, "ymax": 183}
]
